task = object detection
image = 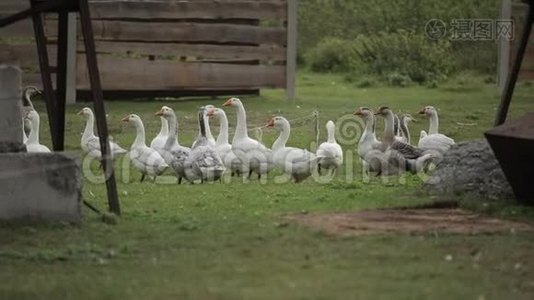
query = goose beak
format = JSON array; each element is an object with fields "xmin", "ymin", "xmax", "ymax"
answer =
[
  {"xmin": 76, "ymin": 110, "xmax": 84, "ymax": 116},
  {"xmin": 155, "ymin": 110, "xmax": 164, "ymax": 116},
  {"xmin": 418, "ymin": 107, "xmax": 426, "ymax": 114},
  {"xmin": 411, "ymin": 118, "xmax": 417, "ymax": 123},
  {"xmin": 353, "ymin": 108, "xmax": 362, "ymax": 116},
  {"xmin": 266, "ymin": 118, "xmax": 275, "ymax": 128},
  {"xmin": 223, "ymin": 98, "xmax": 232, "ymax": 106},
  {"xmin": 121, "ymin": 116, "xmax": 129, "ymax": 122}
]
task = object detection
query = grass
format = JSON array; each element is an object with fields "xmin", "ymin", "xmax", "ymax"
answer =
[{"xmin": 2, "ymin": 72, "xmax": 534, "ymax": 299}]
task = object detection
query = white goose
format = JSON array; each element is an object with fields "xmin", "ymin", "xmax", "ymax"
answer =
[
  {"xmin": 155, "ymin": 106, "xmax": 191, "ymax": 184},
  {"xmin": 223, "ymin": 97, "xmax": 273, "ymax": 179},
  {"xmin": 418, "ymin": 106, "xmax": 455, "ymax": 154},
  {"xmin": 191, "ymin": 105, "xmax": 216, "ymax": 148},
  {"xmin": 206, "ymin": 106, "xmax": 243, "ymax": 176},
  {"xmin": 122, "ymin": 114, "xmax": 168, "ymax": 182},
  {"xmin": 78, "ymin": 107, "xmax": 127, "ymax": 159},
  {"xmin": 183, "ymin": 108, "xmax": 225, "ymax": 183},
  {"xmin": 268, "ymin": 116, "xmax": 318, "ymax": 183},
  {"xmin": 150, "ymin": 115, "xmax": 169, "ymax": 156},
  {"xmin": 24, "ymin": 110, "xmax": 50, "ymax": 153},
  {"xmin": 21, "ymin": 86, "xmax": 40, "ymax": 144},
  {"xmin": 353, "ymin": 107, "xmax": 380, "ymax": 174},
  {"xmin": 316, "ymin": 120, "xmax": 343, "ymax": 175}
]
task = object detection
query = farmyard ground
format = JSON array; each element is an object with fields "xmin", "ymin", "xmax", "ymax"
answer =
[{"xmin": 2, "ymin": 72, "xmax": 534, "ymax": 299}]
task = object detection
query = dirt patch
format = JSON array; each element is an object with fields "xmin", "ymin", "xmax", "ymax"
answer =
[{"xmin": 287, "ymin": 208, "xmax": 534, "ymax": 236}]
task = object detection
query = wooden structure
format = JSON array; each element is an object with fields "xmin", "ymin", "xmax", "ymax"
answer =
[
  {"xmin": 0, "ymin": 0, "xmax": 121, "ymax": 215},
  {"xmin": 0, "ymin": 0, "xmax": 297, "ymax": 101},
  {"xmin": 498, "ymin": 0, "xmax": 534, "ymax": 92},
  {"xmin": 486, "ymin": 0, "xmax": 534, "ymax": 205}
]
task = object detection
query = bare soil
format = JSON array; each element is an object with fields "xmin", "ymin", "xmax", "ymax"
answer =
[{"xmin": 287, "ymin": 208, "xmax": 534, "ymax": 236}]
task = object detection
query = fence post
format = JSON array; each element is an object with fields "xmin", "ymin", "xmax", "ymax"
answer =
[
  {"xmin": 286, "ymin": 0, "xmax": 297, "ymax": 102},
  {"xmin": 66, "ymin": 12, "xmax": 77, "ymax": 104},
  {"xmin": 498, "ymin": 0, "xmax": 512, "ymax": 94}
]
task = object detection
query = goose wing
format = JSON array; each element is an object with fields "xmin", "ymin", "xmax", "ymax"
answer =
[{"xmin": 390, "ymin": 140, "xmax": 423, "ymax": 159}]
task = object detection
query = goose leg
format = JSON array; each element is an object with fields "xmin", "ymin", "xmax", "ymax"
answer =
[
  {"xmin": 177, "ymin": 177, "xmax": 183, "ymax": 184},
  {"xmin": 140, "ymin": 173, "xmax": 146, "ymax": 182},
  {"xmin": 247, "ymin": 170, "xmax": 253, "ymax": 180},
  {"xmin": 318, "ymin": 164, "xmax": 322, "ymax": 176}
]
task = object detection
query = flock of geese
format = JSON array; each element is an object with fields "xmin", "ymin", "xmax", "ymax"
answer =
[{"xmin": 21, "ymin": 87, "xmax": 455, "ymax": 184}]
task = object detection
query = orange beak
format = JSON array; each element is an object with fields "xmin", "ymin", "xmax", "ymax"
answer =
[
  {"xmin": 353, "ymin": 108, "xmax": 362, "ymax": 116},
  {"xmin": 206, "ymin": 109, "xmax": 215, "ymax": 117},
  {"xmin": 121, "ymin": 116, "xmax": 129, "ymax": 122},
  {"xmin": 223, "ymin": 98, "xmax": 232, "ymax": 106},
  {"xmin": 266, "ymin": 118, "xmax": 275, "ymax": 128},
  {"xmin": 418, "ymin": 107, "xmax": 426, "ymax": 114},
  {"xmin": 155, "ymin": 110, "xmax": 163, "ymax": 116},
  {"xmin": 77, "ymin": 110, "xmax": 84, "ymax": 116}
]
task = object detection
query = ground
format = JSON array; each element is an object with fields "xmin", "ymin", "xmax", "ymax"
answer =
[{"xmin": 2, "ymin": 72, "xmax": 534, "ymax": 299}]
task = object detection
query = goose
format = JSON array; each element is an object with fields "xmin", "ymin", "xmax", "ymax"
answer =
[
  {"xmin": 183, "ymin": 108, "xmax": 225, "ymax": 183},
  {"xmin": 20, "ymin": 86, "xmax": 40, "ymax": 143},
  {"xmin": 418, "ymin": 106, "xmax": 455, "ymax": 154},
  {"xmin": 191, "ymin": 105, "xmax": 216, "ymax": 148},
  {"xmin": 223, "ymin": 97, "xmax": 273, "ymax": 179},
  {"xmin": 23, "ymin": 110, "xmax": 50, "ymax": 153},
  {"xmin": 316, "ymin": 120, "xmax": 343, "ymax": 175},
  {"xmin": 150, "ymin": 115, "xmax": 169, "ymax": 156},
  {"xmin": 78, "ymin": 107, "xmax": 127, "ymax": 159},
  {"xmin": 267, "ymin": 116, "xmax": 318, "ymax": 183},
  {"xmin": 368, "ymin": 106, "xmax": 434, "ymax": 175},
  {"xmin": 155, "ymin": 106, "xmax": 191, "ymax": 184},
  {"xmin": 395, "ymin": 113, "xmax": 416, "ymax": 145},
  {"xmin": 122, "ymin": 114, "xmax": 168, "ymax": 182},
  {"xmin": 353, "ymin": 107, "xmax": 380, "ymax": 174},
  {"xmin": 206, "ymin": 106, "xmax": 243, "ymax": 176}
]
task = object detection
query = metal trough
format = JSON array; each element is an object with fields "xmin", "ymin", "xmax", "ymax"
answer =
[{"xmin": 485, "ymin": 113, "xmax": 534, "ymax": 205}]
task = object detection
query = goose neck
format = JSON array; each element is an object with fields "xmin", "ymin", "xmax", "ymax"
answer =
[
  {"xmin": 400, "ymin": 119, "xmax": 411, "ymax": 144},
  {"xmin": 429, "ymin": 112, "xmax": 439, "ymax": 135},
  {"xmin": 27, "ymin": 114, "xmax": 40, "ymax": 144},
  {"xmin": 234, "ymin": 103, "xmax": 249, "ymax": 139},
  {"xmin": 216, "ymin": 112, "xmax": 229, "ymax": 146},
  {"xmin": 273, "ymin": 120, "xmax": 290, "ymax": 150},
  {"xmin": 326, "ymin": 123, "xmax": 336, "ymax": 143},
  {"xmin": 83, "ymin": 112, "xmax": 96, "ymax": 139},
  {"xmin": 165, "ymin": 113, "xmax": 179, "ymax": 148},
  {"xmin": 382, "ymin": 111, "xmax": 395, "ymax": 143},
  {"xmin": 133, "ymin": 119, "xmax": 146, "ymax": 147}
]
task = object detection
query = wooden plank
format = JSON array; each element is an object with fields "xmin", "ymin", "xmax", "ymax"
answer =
[
  {"xmin": 47, "ymin": 21, "xmax": 287, "ymax": 46},
  {"xmin": 498, "ymin": 0, "xmax": 511, "ymax": 94},
  {"xmin": 0, "ymin": 0, "xmax": 287, "ymax": 20},
  {"xmin": 76, "ymin": 55, "xmax": 285, "ymax": 90},
  {"xmin": 78, "ymin": 41, "xmax": 286, "ymax": 61},
  {"xmin": 0, "ymin": 18, "xmax": 34, "ymax": 38},
  {"xmin": 88, "ymin": 0, "xmax": 287, "ymax": 21},
  {"xmin": 66, "ymin": 13, "xmax": 77, "ymax": 104},
  {"xmin": 285, "ymin": 0, "xmax": 297, "ymax": 102},
  {"xmin": 0, "ymin": 44, "xmax": 57, "ymax": 69}
]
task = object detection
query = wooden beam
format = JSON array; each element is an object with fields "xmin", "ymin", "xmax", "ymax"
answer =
[
  {"xmin": 47, "ymin": 20, "xmax": 287, "ymax": 46},
  {"xmin": 498, "ymin": 0, "xmax": 512, "ymax": 94},
  {"xmin": 285, "ymin": 0, "xmax": 297, "ymax": 102},
  {"xmin": 66, "ymin": 12, "xmax": 77, "ymax": 104},
  {"xmin": 75, "ymin": 55, "xmax": 286, "ymax": 90}
]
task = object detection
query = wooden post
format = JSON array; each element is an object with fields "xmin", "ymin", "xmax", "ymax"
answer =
[
  {"xmin": 498, "ymin": 0, "xmax": 512, "ymax": 94},
  {"xmin": 0, "ymin": 65, "xmax": 22, "ymax": 145},
  {"xmin": 66, "ymin": 12, "xmax": 77, "ymax": 104},
  {"xmin": 286, "ymin": 0, "xmax": 297, "ymax": 102},
  {"xmin": 55, "ymin": 10, "xmax": 69, "ymax": 151}
]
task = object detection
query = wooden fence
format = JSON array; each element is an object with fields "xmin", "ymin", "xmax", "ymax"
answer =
[{"xmin": 0, "ymin": 0, "xmax": 297, "ymax": 101}]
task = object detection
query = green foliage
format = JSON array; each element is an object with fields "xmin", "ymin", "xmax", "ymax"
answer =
[
  {"xmin": 299, "ymin": 0, "xmax": 500, "ymax": 76},
  {"xmin": 307, "ymin": 38, "xmax": 357, "ymax": 73}
]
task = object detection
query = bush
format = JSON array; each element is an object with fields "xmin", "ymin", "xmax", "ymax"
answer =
[
  {"xmin": 307, "ymin": 38, "xmax": 357, "ymax": 73},
  {"xmin": 350, "ymin": 30, "xmax": 455, "ymax": 83}
]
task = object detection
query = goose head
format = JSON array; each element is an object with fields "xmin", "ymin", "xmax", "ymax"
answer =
[
  {"xmin": 155, "ymin": 106, "xmax": 174, "ymax": 120},
  {"xmin": 121, "ymin": 114, "xmax": 142, "ymax": 124},
  {"xmin": 22, "ymin": 86, "xmax": 41, "ymax": 108},
  {"xmin": 266, "ymin": 116, "xmax": 289, "ymax": 129},
  {"xmin": 374, "ymin": 106, "xmax": 393, "ymax": 117},
  {"xmin": 77, "ymin": 107, "xmax": 94, "ymax": 119},
  {"xmin": 400, "ymin": 113, "xmax": 416, "ymax": 124},
  {"xmin": 223, "ymin": 97, "xmax": 242, "ymax": 107},
  {"xmin": 419, "ymin": 106, "xmax": 437, "ymax": 117},
  {"xmin": 206, "ymin": 107, "xmax": 223, "ymax": 118},
  {"xmin": 353, "ymin": 107, "xmax": 374, "ymax": 120}
]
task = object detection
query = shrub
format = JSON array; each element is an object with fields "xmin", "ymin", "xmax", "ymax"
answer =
[{"xmin": 307, "ymin": 38, "xmax": 357, "ymax": 73}]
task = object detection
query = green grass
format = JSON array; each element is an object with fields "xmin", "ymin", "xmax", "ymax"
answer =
[{"xmin": 2, "ymin": 72, "xmax": 534, "ymax": 299}]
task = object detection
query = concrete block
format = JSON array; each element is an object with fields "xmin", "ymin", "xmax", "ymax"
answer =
[
  {"xmin": 0, "ymin": 152, "xmax": 82, "ymax": 223},
  {"xmin": 0, "ymin": 65, "xmax": 23, "ymax": 147}
]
